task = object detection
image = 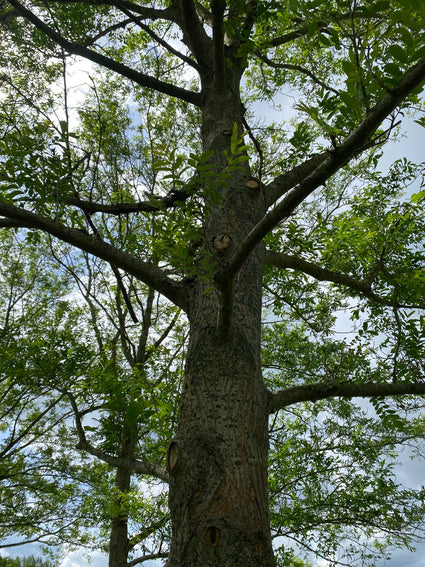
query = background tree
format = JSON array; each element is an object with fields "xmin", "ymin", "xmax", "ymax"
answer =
[
  {"xmin": 0, "ymin": 230, "xmax": 181, "ymax": 564},
  {"xmin": 0, "ymin": 554, "xmax": 55, "ymax": 567},
  {"xmin": 1, "ymin": 1, "xmax": 425, "ymax": 566}
]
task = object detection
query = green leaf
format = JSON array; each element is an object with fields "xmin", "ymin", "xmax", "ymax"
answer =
[
  {"xmin": 411, "ymin": 190, "xmax": 425, "ymax": 203},
  {"xmin": 341, "ymin": 60, "xmax": 355, "ymax": 76},
  {"xmin": 388, "ymin": 44, "xmax": 408, "ymax": 64},
  {"xmin": 384, "ymin": 62, "xmax": 404, "ymax": 78},
  {"xmin": 230, "ymin": 122, "xmax": 239, "ymax": 155}
]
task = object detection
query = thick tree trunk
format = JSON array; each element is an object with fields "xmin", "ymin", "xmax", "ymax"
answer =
[
  {"xmin": 166, "ymin": 81, "xmax": 275, "ymax": 565},
  {"xmin": 166, "ymin": 321, "xmax": 273, "ymax": 566}
]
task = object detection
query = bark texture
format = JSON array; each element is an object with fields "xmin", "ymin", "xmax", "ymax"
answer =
[
  {"xmin": 167, "ymin": 325, "xmax": 272, "ymax": 566},
  {"xmin": 165, "ymin": 73, "xmax": 275, "ymax": 565}
]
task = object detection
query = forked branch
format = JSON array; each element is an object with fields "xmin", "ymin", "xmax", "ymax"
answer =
[
  {"xmin": 178, "ymin": 0, "xmax": 211, "ymax": 68},
  {"xmin": 67, "ymin": 391, "xmax": 169, "ymax": 482},
  {"xmin": 226, "ymin": 54, "xmax": 425, "ymax": 277},
  {"xmin": 265, "ymin": 152, "xmax": 328, "ymax": 207}
]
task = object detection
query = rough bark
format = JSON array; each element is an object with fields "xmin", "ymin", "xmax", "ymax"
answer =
[{"xmin": 165, "ymin": 75, "xmax": 275, "ymax": 566}]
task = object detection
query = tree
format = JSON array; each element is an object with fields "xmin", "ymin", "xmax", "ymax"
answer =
[
  {"xmin": 0, "ymin": 231, "xmax": 179, "ymax": 563},
  {"xmin": 0, "ymin": 231, "xmax": 112, "ymax": 553},
  {"xmin": 0, "ymin": 554, "xmax": 54, "ymax": 567},
  {"xmin": 1, "ymin": 1, "xmax": 425, "ymax": 566}
]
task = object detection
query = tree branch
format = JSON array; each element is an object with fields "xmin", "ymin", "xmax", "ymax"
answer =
[
  {"xmin": 63, "ymin": 184, "xmax": 197, "ymax": 215},
  {"xmin": 255, "ymin": 52, "xmax": 340, "ymax": 96},
  {"xmin": 211, "ymin": 0, "xmax": 226, "ymax": 89},
  {"xmin": 264, "ymin": 250, "xmax": 422, "ymax": 308},
  {"xmin": 75, "ymin": 434, "xmax": 169, "ymax": 482},
  {"xmin": 128, "ymin": 552, "xmax": 169, "ymax": 567},
  {"xmin": 226, "ymin": 54, "xmax": 425, "ymax": 277},
  {"xmin": 42, "ymin": 0, "xmax": 176, "ymax": 21},
  {"xmin": 265, "ymin": 152, "xmax": 328, "ymax": 208},
  {"xmin": 0, "ymin": 203, "xmax": 189, "ymax": 310},
  {"xmin": 5, "ymin": 0, "xmax": 202, "ymax": 106},
  {"xmin": 67, "ymin": 392, "xmax": 169, "ymax": 482},
  {"xmin": 0, "ymin": 393, "xmax": 66, "ymax": 459},
  {"xmin": 177, "ymin": 0, "xmax": 211, "ymax": 70},
  {"xmin": 257, "ymin": 10, "xmax": 366, "ymax": 49},
  {"xmin": 82, "ymin": 17, "xmax": 134, "ymax": 47},
  {"xmin": 267, "ymin": 380, "xmax": 425, "ymax": 414},
  {"xmin": 110, "ymin": 0, "xmax": 201, "ymax": 71}
]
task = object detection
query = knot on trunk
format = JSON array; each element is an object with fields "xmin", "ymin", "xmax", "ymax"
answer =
[
  {"xmin": 246, "ymin": 177, "xmax": 261, "ymax": 190},
  {"xmin": 167, "ymin": 440, "xmax": 179, "ymax": 472},
  {"xmin": 212, "ymin": 233, "xmax": 232, "ymax": 251}
]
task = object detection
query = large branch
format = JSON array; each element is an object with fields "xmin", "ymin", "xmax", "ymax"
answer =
[
  {"xmin": 264, "ymin": 250, "xmax": 423, "ymax": 308},
  {"xmin": 226, "ymin": 54, "xmax": 425, "ymax": 277},
  {"xmin": 265, "ymin": 153, "xmax": 328, "ymax": 208},
  {"xmin": 44, "ymin": 0, "xmax": 175, "ymax": 21},
  {"xmin": 268, "ymin": 381, "xmax": 425, "ymax": 414},
  {"xmin": 211, "ymin": 0, "xmax": 226, "ymax": 89},
  {"xmin": 0, "ymin": 202, "xmax": 188, "ymax": 310},
  {"xmin": 6, "ymin": 0, "xmax": 202, "ymax": 107},
  {"xmin": 178, "ymin": 0, "xmax": 211, "ymax": 69}
]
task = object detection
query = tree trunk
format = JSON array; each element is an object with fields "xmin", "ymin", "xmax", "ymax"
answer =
[
  {"xmin": 166, "ymin": 81, "xmax": 275, "ymax": 565},
  {"xmin": 109, "ymin": 429, "xmax": 136, "ymax": 567}
]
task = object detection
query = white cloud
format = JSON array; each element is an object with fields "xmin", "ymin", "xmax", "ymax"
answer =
[{"xmin": 60, "ymin": 549, "xmax": 107, "ymax": 567}]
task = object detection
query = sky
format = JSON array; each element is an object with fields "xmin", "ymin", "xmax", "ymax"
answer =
[{"xmin": 1, "ymin": 22, "xmax": 425, "ymax": 567}]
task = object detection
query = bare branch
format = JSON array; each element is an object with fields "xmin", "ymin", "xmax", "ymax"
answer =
[
  {"xmin": 0, "ymin": 218, "xmax": 27, "ymax": 229},
  {"xmin": 268, "ymin": 381, "xmax": 425, "ymax": 414},
  {"xmin": 75, "ymin": 434, "xmax": 169, "ymax": 482},
  {"xmin": 5, "ymin": 0, "xmax": 202, "ymax": 106},
  {"xmin": 255, "ymin": 52, "xmax": 340, "ymax": 96},
  {"xmin": 64, "ymin": 184, "xmax": 198, "ymax": 215},
  {"xmin": 128, "ymin": 552, "xmax": 169, "ymax": 567},
  {"xmin": 82, "ymin": 17, "xmax": 133, "ymax": 47},
  {"xmin": 0, "ymin": 203, "xmax": 189, "ymax": 310}
]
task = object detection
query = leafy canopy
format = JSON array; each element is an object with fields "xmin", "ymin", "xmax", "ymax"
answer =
[{"xmin": 0, "ymin": 0, "xmax": 425, "ymax": 566}]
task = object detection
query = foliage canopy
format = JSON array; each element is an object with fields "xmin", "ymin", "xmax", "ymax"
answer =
[{"xmin": 0, "ymin": 1, "xmax": 425, "ymax": 566}]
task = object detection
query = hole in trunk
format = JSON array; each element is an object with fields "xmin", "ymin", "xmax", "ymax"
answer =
[{"xmin": 205, "ymin": 526, "xmax": 221, "ymax": 546}]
